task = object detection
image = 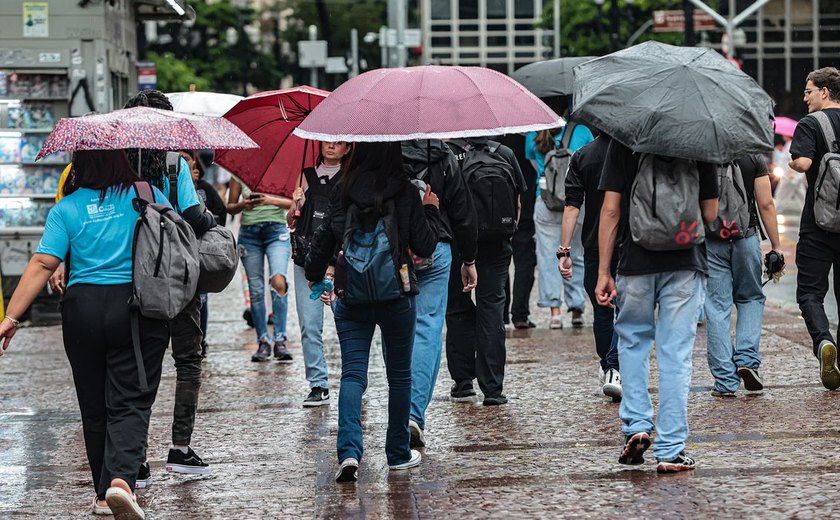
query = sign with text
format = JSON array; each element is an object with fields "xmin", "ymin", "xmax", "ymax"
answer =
[
  {"xmin": 137, "ymin": 61, "xmax": 157, "ymax": 91},
  {"xmin": 652, "ymin": 10, "xmax": 717, "ymax": 32},
  {"xmin": 22, "ymin": 2, "xmax": 49, "ymax": 38},
  {"xmin": 298, "ymin": 41, "xmax": 328, "ymax": 68}
]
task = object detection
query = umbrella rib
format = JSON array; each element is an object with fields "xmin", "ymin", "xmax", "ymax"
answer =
[
  {"xmin": 457, "ymin": 69, "xmax": 506, "ymax": 132},
  {"xmin": 688, "ymin": 72, "xmax": 721, "ymax": 160}
]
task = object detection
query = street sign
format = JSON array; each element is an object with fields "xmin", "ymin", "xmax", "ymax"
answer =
[
  {"xmin": 137, "ymin": 61, "xmax": 156, "ymax": 91},
  {"xmin": 652, "ymin": 10, "xmax": 717, "ymax": 32},
  {"xmin": 298, "ymin": 40, "xmax": 327, "ymax": 68},
  {"xmin": 385, "ymin": 29, "xmax": 422, "ymax": 48},
  {"xmin": 325, "ymin": 56, "xmax": 349, "ymax": 74}
]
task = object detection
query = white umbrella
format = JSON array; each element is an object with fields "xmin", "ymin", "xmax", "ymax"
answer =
[{"xmin": 166, "ymin": 89, "xmax": 244, "ymax": 117}]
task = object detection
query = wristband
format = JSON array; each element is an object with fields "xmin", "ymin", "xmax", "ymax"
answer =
[
  {"xmin": 556, "ymin": 247, "xmax": 570, "ymax": 259},
  {"xmin": 4, "ymin": 315, "xmax": 20, "ymax": 328},
  {"xmin": 463, "ymin": 260, "xmax": 476, "ymax": 266}
]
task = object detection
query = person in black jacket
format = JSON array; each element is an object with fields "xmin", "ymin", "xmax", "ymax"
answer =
[
  {"xmin": 305, "ymin": 141, "xmax": 441, "ymax": 483},
  {"xmin": 401, "ymin": 139, "xmax": 477, "ymax": 448}
]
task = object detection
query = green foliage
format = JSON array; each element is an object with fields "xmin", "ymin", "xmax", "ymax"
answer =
[
  {"xmin": 536, "ymin": 0, "xmax": 713, "ymax": 57},
  {"xmin": 146, "ymin": 51, "xmax": 211, "ymax": 92}
]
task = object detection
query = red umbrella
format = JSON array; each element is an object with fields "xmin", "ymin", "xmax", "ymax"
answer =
[
  {"xmin": 35, "ymin": 106, "xmax": 257, "ymax": 160},
  {"xmin": 215, "ymin": 86, "xmax": 329, "ymax": 197},
  {"xmin": 293, "ymin": 66, "xmax": 563, "ymax": 142}
]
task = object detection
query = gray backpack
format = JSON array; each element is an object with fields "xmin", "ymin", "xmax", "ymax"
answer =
[
  {"xmin": 811, "ymin": 111, "xmax": 840, "ymax": 232},
  {"xmin": 164, "ymin": 152, "xmax": 237, "ymax": 293},
  {"xmin": 707, "ymin": 162, "xmax": 750, "ymax": 240},
  {"xmin": 130, "ymin": 181, "xmax": 199, "ymax": 390},
  {"xmin": 629, "ymin": 154, "xmax": 705, "ymax": 251},
  {"xmin": 540, "ymin": 122, "xmax": 577, "ymax": 211}
]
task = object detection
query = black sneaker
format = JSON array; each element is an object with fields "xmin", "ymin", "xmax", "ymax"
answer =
[
  {"xmin": 818, "ymin": 340, "xmax": 840, "ymax": 390},
  {"xmin": 303, "ymin": 387, "xmax": 330, "ymax": 407},
  {"xmin": 335, "ymin": 458, "xmax": 359, "ymax": 482},
  {"xmin": 513, "ymin": 319, "xmax": 537, "ymax": 330},
  {"xmin": 273, "ymin": 340, "xmax": 293, "ymax": 363},
  {"xmin": 618, "ymin": 432, "xmax": 651, "ymax": 465},
  {"xmin": 166, "ymin": 447, "xmax": 211, "ymax": 475},
  {"xmin": 251, "ymin": 340, "xmax": 271, "ymax": 362},
  {"xmin": 134, "ymin": 461, "xmax": 152, "ymax": 489},
  {"xmin": 483, "ymin": 395, "xmax": 508, "ymax": 406},
  {"xmin": 200, "ymin": 339, "xmax": 208, "ymax": 360},
  {"xmin": 737, "ymin": 366, "xmax": 763, "ymax": 391},
  {"xmin": 570, "ymin": 309, "xmax": 584, "ymax": 328},
  {"xmin": 450, "ymin": 380, "xmax": 477, "ymax": 402},
  {"xmin": 657, "ymin": 452, "xmax": 696, "ymax": 473}
]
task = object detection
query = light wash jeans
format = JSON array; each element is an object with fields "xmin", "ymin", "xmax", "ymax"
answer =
[
  {"xmin": 293, "ymin": 264, "xmax": 330, "ymax": 389},
  {"xmin": 238, "ymin": 222, "xmax": 290, "ymax": 344},
  {"xmin": 704, "ymin": 235, "xmax": 765, "ymax": 392},
  {"xmin": 616, "ymin": 270, "xmax": 704, "ymax": 461},
  {"xmin": 534, "ymin": 198, "xmax": 586, "ymax": 311},
  {"xmin": 410, "ymin": 242, "xmax": 452, "ymax": 430}
]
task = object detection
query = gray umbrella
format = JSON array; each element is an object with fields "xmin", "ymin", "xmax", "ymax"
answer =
[
  {"xmin": 511, "ymin": 56, "xmax": 596, "ymax": 98},
  {"xmin": 571, "ymin": 41, "xmax": 774, "ymax": 164}
]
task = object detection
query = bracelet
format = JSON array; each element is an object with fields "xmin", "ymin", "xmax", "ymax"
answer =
[
  {"xmin": 463, "ymin": 260, "xmax": 476, "ymax": 266},
  {"xmin": 556, "ymin": 249, "xmax": 570, "ymax": 259},
  {"xmin": 4, "ymin": 315, "xmax": 20, "ymax": 328}
]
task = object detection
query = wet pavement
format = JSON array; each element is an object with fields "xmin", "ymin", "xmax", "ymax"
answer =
[{"xmin": 2, "ymin": 227, "xmax": 840, "ymax": 518}]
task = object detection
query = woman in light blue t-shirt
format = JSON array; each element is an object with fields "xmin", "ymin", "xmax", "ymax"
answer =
[{"xmin": 0, "ymin": 149, "xmax": 168, "ymax": 520}]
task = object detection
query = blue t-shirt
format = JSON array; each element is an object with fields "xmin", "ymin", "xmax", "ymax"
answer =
[
  {"xmin": 525, "ymin": 125, "xmax": 595, "ymax": 195},
  {"xmin": 159, "ymin": 156, "xmax": 201, "ymax": 215},
  {"xmin": 37, "ymin": 186, "xmax": 170, "ymax": 287}
]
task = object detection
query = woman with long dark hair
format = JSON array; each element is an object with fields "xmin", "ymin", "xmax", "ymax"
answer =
[
  {"xmin": 305, "ymin": 141, "xmax": 440, "ymax": 482},
  {"xmin": 0, "ymin": 149, "xmax": 170, "ymax": 520}
]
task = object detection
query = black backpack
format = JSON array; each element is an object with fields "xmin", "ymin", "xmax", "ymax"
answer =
[
  {"xmin": 334, "ymin": 199, "xmax": 408, "ymax": 304},
  {"xmin": 291, "ymin": 167, "xmax": 342, "ymax": 267},
  {"xmin": 453, "ymin": 140, "xmax": 518, "ymax": 241}
]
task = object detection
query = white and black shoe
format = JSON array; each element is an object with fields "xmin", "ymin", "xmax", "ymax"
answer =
[
  {"xmin": 134, "ymin": 462, "xmax": 152, "ymax": 489},
  {"xmin": 166, "ymin": 447, "xmax": 211, "ymax": 475},
  {"xmin": 105, "ymin": 484, "xmax": 145, "ymax": 520},
  {"xmin": 303, "ymin": 387, "xmax": 330, "ymax": 407},
  {"xmin": 602, "ymin": 369, "xmax": 622, "ymax": 401},
  {"xmin": 408, "ymin": 419, "xmax": 426, "ymax": 448},
  {"xmin": 656, "ymin": 452, "xmax": 696, "ymax": 473},
  {"xmin": 389, "ymin": 450, "xmax": 422, "ymax": 471},
  {"xmin": 737, "ymin": 366, "xmax": 764, "ymax": 391},
  {"xmin": 335, "ymin": 458, "xmax": 359, "ymax": 482}
]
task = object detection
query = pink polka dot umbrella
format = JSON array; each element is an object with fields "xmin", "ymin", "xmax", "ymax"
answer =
[{"xmin": 35, "ymin": 106, "xmax": 257, "ymax": 160}]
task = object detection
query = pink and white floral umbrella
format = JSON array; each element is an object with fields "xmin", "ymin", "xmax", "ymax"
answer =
[
  {"xmin": 36, "ymin": 106, "xmax": 257, "ymax": 160},
  {"xmin": 293, "ymin": 65, "xmax": 563, "ymax": 142}
]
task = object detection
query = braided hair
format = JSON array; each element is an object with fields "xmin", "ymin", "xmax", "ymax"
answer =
[{"xmin": 124, "ymin": 90, "xmax": 174, "ymax": 189}]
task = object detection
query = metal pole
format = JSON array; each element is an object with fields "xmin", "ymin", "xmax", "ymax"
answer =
[
  {"xmin": 784, "ymin": 0, "xmax": 791, "ymax": 91},
  {"xmin": 728, "ymin": 0, "xmax": 736, "ymax": 58},
  {"xmin": 553, "ymin": 0, "xmax": 561, "ymax": 57},
  {"xmin": 609, "ymin": 0, "xmax": 620, "ymax": 51},
  {"xmin": 396, "ymin": 0, "xmax": 407, "ymax": 67},
  {"xmin": 350, "ymin": 28, "xmax": 359, "ymax": 77},
  {"xmin": 388, "ymin": 0, "xmax": 398, "ymax": 67},
  {"xmin": 380, "ymin": 25, "xmax": 388, "ymax": 67},
  {"xmin": 308, "ymin": 24, "xmax": 318, "ymax": 88},
  {"xmin": 683, "ymin": 0, "xmax": 695, "ymax": 46}
]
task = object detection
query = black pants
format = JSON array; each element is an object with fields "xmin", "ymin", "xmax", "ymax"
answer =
[
  {"xmin": 796, "ymin": 231, "xmax": 840, "ymax": 354},
  {"xmin": 62, "ymin": 283, "xmax": 169, "ymax": 498},
  {"xmin": 583, "ymin": 254, "xmax": 620, "ymax": 371},
  {"xmin": 169, "ymin": 291, "xmax": 203, "ymax": 446},
  {"xmin": 505, "ymin": 177, "xmax": 537, "ymax": 324},
  {"xmin": 446, "ymin": 239, "xmax": 513, "ymax": 397}
]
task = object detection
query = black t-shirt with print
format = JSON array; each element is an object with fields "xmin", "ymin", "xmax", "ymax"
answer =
[
  {"xmin": 789, "ymin": 107, "xmax": 840, "ymax": 235},
  {"xmin": 598, "ymin": 140, "xmax": 719, "ymax": 276},
  {"xmin": 734, "ymin": 154, "xmax": 769, "ymax": 230}
]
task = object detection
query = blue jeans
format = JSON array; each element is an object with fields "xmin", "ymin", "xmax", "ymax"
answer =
[
  {"xmin": 534, "ymin": 198, "xmax": 586, "ymax": 311},
  {"xmin": 616, "ymin": 270, "xmax": 704, "ymax": 461},
  {"xmin": 410, "ymin": 242, "xmax": 452, "ymax": 430},
  {"xmin": 334, "ymin": 297, "xmax": 416, "ymax": 466},
  {"xmin": 238, "ymin": 222, "xmax": 290, "ymax": 344},
  {"xmin": 293, "ymin": 264, "xmax": 330, "ymax": 389},
  {"xmin": 583, "ymin": 255, "xmax": 619, "ymax": 371},
  {"xmin": 704, "ymin": 235, "xmax": 765, "ymax": 392}
]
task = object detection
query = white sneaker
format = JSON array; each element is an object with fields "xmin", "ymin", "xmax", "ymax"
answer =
[
  {"xmin": 549, "ymin": 315, "xmax": 564, "ymax": 329},
  {"xmin": 92, "ymin": 497, "xmax": 112, "ymax": 516},
  {"xmin": 389, "ymin": 449, "xmax": 422, "ymax": 470},
  {"xmin": 598, "ymin": 366, "xmax": 605, "ymax": 384},
  {"xmin": 335, "ymin": 458, "xmax": 359, "ymax": 482},
  {"xmin": 105, "ymin": 485, "xmax": 145, "ymax": 520},
  {"xmin": 408, "ymin": 419, "xmax": 426, "ymax": 448},
  {"xmin": 602, "ymin": 369, "xmax": 622, "ymax": 400}
]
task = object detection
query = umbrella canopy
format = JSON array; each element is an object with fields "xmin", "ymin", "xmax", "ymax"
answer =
[
  {"xmin": 294, "ymin": 65, "xmax": 563, "ymax": 142},
  {"xmin": 214, "ymin": 85, "xmax": 329, "ymax": 197},
  {"xmin": 572, "ymin": 41, "xmax": 774, "ymax": 163},
  {"xmin": 511, "ymin": 56, "xmax": 596, "ymax": 98},
  {"xmin": 36, "ymin": 106, "xmax": 257, "ymax": 160},
  {"xmin": 774, "ymin": 116, "xmax": 799, "ymax": 138},
  {"xmin": 166, "ymin": 91, "xmax": 244, "ymax": 117}
]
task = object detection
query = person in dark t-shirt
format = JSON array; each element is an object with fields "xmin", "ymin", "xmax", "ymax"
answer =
[
  {"xmin": 789, "ymin": 66, "xmax": 840, "ymax": 391},
  {"xmin": 704, "ymin": 155, "xmax": 782, "ymax": 397},
  {"xmin": 596, "ymin": 140, "xmax": 718, "ymax": 473}
]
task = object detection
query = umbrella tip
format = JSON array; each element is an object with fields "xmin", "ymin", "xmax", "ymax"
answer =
[{"xmin": 189, "ymin": 83, "xmax": 196, "ymax": 93}]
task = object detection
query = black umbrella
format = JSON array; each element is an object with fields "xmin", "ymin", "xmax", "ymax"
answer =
[
  {"xmin": 511, "ymin": 56, "xmax": 596, "ymax": 98},
  {"xmin": 571, "ymin": 41, "xmax": 774, "ymax": 163}
]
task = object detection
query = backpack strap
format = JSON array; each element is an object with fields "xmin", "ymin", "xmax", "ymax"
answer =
[
  {"xmin": 302, "ymin": 166, "xmax": 319, "ymax": 187},
  {"xmin": 165, "ymin": 152, "xmax": 181, "ymax": 209},
  {"xmin": 812, "ymin": 111, "xmax": 839, "ymax": 153},
  {"xmin": 129, "ymin": 181, "xmax": 152, "ymax": 392},
  {"xmin": 559, "ymin": 122, "xmax": 577, "ymax": 150},
  {"xmin": 133, "ymin": 181, "xmax": 155, "ymax": 206},
  {"xmin": 486, "ymin": 140, "xmax": 502, "ymax": 154}
]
